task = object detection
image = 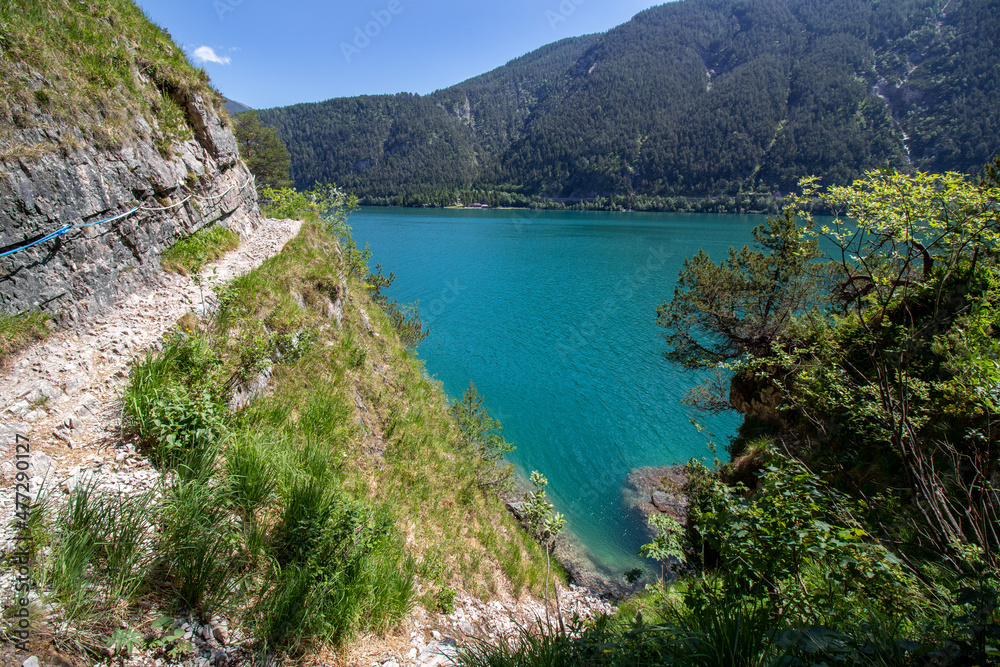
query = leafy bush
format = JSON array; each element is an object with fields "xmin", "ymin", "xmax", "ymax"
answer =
[
  {"xmin": 691, "ymin": 452, "xmax": 930, "ymax": 628},
  {"xmin": 123, "ymin": 331, "xmax": 226, "ymax": 467},
  {"xmin": 148, "ymin": 385, "xmax": 226, "ymax": 471}
]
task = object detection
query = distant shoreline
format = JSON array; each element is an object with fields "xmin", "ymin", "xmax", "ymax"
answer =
[{"xmin": 353, "ymin": 196, "xmax": 796, "ymax": 216}]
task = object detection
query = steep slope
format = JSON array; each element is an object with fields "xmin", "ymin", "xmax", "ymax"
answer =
[
  {"xmin": 0, "ymin": 0, "xmax": 260, "ymax": 325},
  {"xmin": 260, "ymin": 0, "xmax": 997, "ymax": 203}
]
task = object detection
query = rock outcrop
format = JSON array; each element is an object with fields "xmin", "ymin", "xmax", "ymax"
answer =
[
  {"xmin": 623, "ymin": 465, "xmax": 689, "ymax": 530},
  {"xmin": 0, "ymin": 92, "xmax": 260, "ymax": 325}
]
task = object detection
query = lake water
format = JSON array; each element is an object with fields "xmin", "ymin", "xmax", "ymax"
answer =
[{"xmin": 350, "ymin": 207, "xmax": 762, "ymax": 588}]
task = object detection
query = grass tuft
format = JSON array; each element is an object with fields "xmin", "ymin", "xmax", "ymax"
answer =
[
  {"xmin": 0, "ymin": 310, "xmax": 52, "ymax": 365},
  {"xmin": 161, "ymin": 225, "xmax": 240, "ymax": 275}
]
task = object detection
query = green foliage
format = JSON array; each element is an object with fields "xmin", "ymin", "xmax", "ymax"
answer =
[
  {"xmin": 661, "ymin": 168, "xmax": 1000, "ymax": 565},
  {"xmin": 638, "ymin": 514, "xmax": 685, "ymax": 588},
  {"xmin": 523, "ymin": 472, "xmax": 566, "ymax": 548},
  {"xmin": 0, "ymin": 310, "xmax": 51, "ymax": 364},
  {"xmin": 522, "ymin": 471, "xmax": 567, "ymax": 631},
  {"xmin": 107, "ymin": 618, "xmax": 187, "ymax": 660},
  {"xmin": 694, "ymin": 453, "xmax": 931, "ymax": 628},
  {"xmin": 657, "ymin": 208, "xmax": 825, "ymax": 368},
  {"xmin": 451, "ymin": 382, "xmax": 515, "ymax": 493},
  {"xmin": 38, "ymin": 482, "xmax": 153, "ymax": 623},
  {"xmin": 366, "ymin": 264, "xmax": 428, "ymax": 347},
  {"xmin": 259, "ymin": 184, "xmax": 368, "ymax": 277},
  {"xmin": 158, "ymin": 458, "xmax": 237, "ymax": 612},
  {"xmin": 122, "ymin": 331, "xmax": 226, "ymax": 468},
  {"xmin": 434, "ymin": 586, "xmax": 457, "ymax": 614},
  {"xmin": 234, "ymin": 110, "xmax": 292, "ymax": 189},
  {"xmin": 160, "ymin": 225, "xmax": 240, "ymax": 276},
  {"xmin": 106, "ymin": 628, "xmax": 144, "ymax": 657},
  {"xmin": 259, "ymin": 186, "xmax": 321, "ymax": 221},
  {"xmin": 259, "ymin": 0, "xmax": 996, "ymax": 204},
  {"xmin": 786, "ymin": 170, "xmax": 1000, "ymax": 561},
  {"xmin": 225, "ymin": 434, "xmax": 277, "ymax": 522}
]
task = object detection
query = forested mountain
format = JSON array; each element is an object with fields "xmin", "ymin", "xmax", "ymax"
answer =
[
  {"xmin": 258, "ymin": 34, "xmax": 599, "ymax": 200},
  {"xmin": 258, "ymin": 0, "xmax": 998, "ymax": 205}
]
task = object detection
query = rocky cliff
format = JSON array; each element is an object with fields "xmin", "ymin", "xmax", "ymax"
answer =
[{"xmin": 0, "ymin": 92, "xmax": 260, "ymax": 326}]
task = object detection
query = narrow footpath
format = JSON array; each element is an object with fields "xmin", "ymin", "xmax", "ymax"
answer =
[
  {"xmin": 0, "ymin": 216, "xmax": 613, "ymax": 667},
  {"xmin": 0, "ymin": 218, "xmax": 302, "ymax": 550}
]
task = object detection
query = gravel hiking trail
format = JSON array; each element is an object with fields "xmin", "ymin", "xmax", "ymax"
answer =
[{"xmin": 0, "ymin": 218, "xmax": 302, "ymax": 546}]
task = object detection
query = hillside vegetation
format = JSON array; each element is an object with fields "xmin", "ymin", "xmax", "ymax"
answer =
[
  {"xmin": 18, "ymin": 194, "xmax": 551, "ymax": 662},
  {"xmin": 0, "ymin": 0, "xmax": 223, "ymax": 160},
  {"xmin": 457, "ymin": 165, "xmax": 1000, "ymax": 666},
  {"xmin": 258, "ymin": 0, "xmax": 999, "ymax": 209}
]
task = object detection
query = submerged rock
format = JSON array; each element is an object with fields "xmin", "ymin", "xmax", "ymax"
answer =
[{"xmin": 623, "ymin": 465, "xmax": 689, "ymax": 528}]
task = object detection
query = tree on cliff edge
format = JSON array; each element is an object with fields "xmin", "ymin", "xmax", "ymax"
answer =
[{"xmin": 233, "ymin": 110, "xmax": 292, "ymax": 189}]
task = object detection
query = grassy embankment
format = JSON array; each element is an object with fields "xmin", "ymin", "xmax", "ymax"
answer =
[
  {"xmin": 0, "ymin": 0, "xmax": 223, "ymax": 160},
  {"xmin": 14, "ymin": 202, "xmax": 553, "ymax": 662}
]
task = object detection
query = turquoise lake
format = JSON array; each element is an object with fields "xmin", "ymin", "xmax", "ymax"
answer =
[{"xmin": 349, "ymin": 207, "xmax": 763, "ymax": 587}]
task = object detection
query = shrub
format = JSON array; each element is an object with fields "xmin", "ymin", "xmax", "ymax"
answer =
[{"xmin": 122, "ymin": 331, "xmax": 226, "ymax": 468}]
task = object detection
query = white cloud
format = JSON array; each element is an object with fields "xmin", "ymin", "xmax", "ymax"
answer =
[{"xmin": 191, "ymin": 46, "xmax": 231, "ymax": 65}]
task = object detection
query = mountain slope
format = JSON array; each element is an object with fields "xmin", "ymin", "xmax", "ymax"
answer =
[
  {"xmin": 257, "ymin": 34, "xmax": 601, "ymax": 197},
  {"xmin": 223, "ymin": 97, "xmax": 254, "ymax": 115},
  {"xmin": 260, "ymin": 0, "xmax": 997, "ymax": 203}
]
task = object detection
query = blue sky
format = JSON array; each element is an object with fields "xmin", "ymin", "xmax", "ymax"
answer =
[{"xmin": 135, "ymin": 0, "xmax": 668, "ymax": 110}]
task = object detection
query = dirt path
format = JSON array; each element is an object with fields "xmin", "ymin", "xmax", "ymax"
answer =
[{"xmin": 0, "ymin": 218, "xmax": 302, "ymax": 549}]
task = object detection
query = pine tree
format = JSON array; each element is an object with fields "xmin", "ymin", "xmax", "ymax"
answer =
[{"xmin": 233, "ymin": 110, "xmax": 292, "ymax": 189}]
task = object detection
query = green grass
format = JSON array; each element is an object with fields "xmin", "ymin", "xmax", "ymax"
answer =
[
  {"xmin": 456, "ymin": 586, "xmax": 930, "ymax": 667},
  {"xmin": 31, "ymin": 480, "xmax": 154, "ymax": 653},
  {"xmin": 160, "ymin": 225, "xmax": 240, "ymax": 275},
  {"xmin": 0, "ymin": 310, "xmax": 51, "ymax": 364},
  {"xmin": 0, "ymin": 0, "xmax": 222, "ymax": 159}
]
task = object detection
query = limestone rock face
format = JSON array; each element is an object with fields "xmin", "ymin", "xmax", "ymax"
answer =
[{"xmin": 0, "ymin": 91, "xmax": 261, "ymax": 325}]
